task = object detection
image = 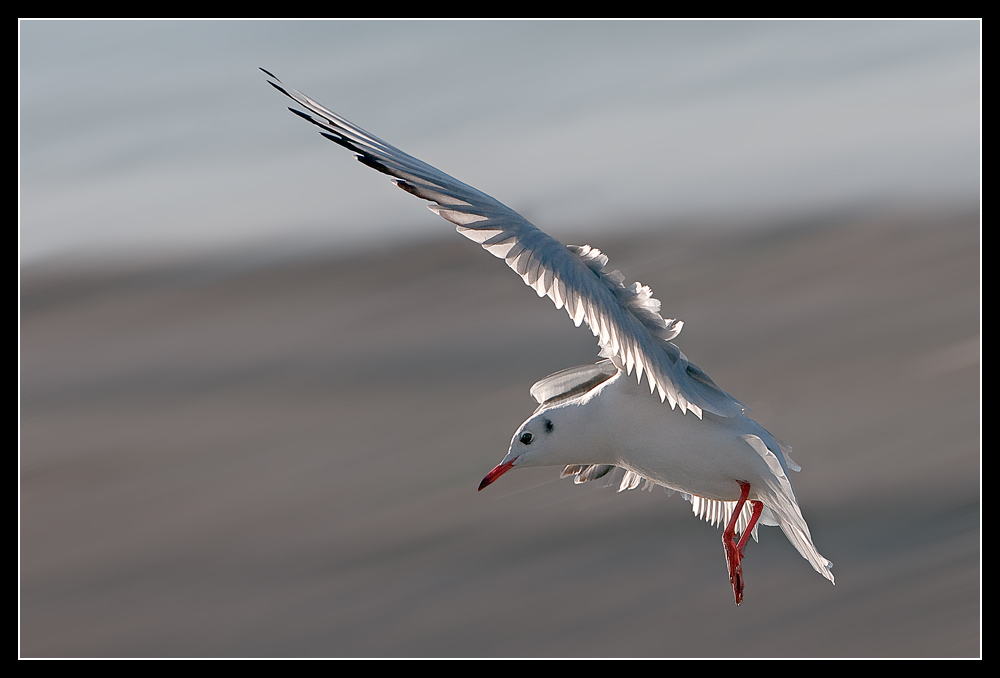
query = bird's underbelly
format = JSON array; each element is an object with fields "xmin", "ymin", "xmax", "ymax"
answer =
[
  {"xmin": 603, "ymin": 396, "xmax": 772, "ymax": 502},
  {"xmin": 627, "ymin": 462, "xmax": 752, "ymax": 501}
]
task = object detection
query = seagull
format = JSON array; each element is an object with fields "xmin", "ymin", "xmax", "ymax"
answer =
[{"xmin": 262, "ymin": 69, "xmax": 835, "ymax": 604}]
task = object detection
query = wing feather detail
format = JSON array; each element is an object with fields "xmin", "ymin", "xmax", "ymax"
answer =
[
  {"xmin": 264, "ymin": 70, "xmax": 746, "ymax": 417},
  {"xmin": 687, "ymin": 494, "xmax": 762, "ymax": 542},
  {"xmin": 559, "ymin": 465, "xmax": 762, "ymax": 541}
]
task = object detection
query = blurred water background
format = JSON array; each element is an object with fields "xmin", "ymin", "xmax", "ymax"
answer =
[{"xmin": 20, "ymin": 20, "xmax": 980, "ymax": 657}]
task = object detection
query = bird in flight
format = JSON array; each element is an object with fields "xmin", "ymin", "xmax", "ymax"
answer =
[{"xmin": 262, "ymin": 68, "xmax": 834, "ymax": 605}]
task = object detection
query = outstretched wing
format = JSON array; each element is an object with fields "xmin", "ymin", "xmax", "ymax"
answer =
[{"xmin": 263, "ymin": 69, "xmax": 745, "ymax": 418}]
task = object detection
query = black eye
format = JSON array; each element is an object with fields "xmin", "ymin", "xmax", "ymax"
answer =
[
  {"xmin": 519, "ymin": 431, "xmax": 533, "ymax": 445},
  {"xmin": 544, "ymin": 419, "xmax": 553, "ymax": 433}
]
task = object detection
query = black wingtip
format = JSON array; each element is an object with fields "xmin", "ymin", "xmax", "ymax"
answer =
[
  {"xmin": 268, "ymin": 81, "xmax": 293, "ymax": 100},
  {"xmin": 356, "ymin": 152, "xmax": 393, "ymax": 176},
  {"xmin": 394, "ymin": 180, "xmax": 420, "ymax": 197},
  {"xmin": 259, "ymin": 67, "xmax": 279, "ymax": 80},
  {"xmin": 320, "ymin": 132, "xmax": 368, "ymax": 157}
]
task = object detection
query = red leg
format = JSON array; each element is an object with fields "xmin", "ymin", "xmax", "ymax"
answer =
[
  {"xmin": 722, "ymin": 481, "xmax": 764, "ymax": 606},
  {"xmin": 736, "ymin": 500, "xmax": 764, "ymax": 557}
]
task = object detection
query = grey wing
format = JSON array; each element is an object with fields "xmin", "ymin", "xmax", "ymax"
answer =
[{"xmin": 263, "ymin": 70, "xmax": 746, "ymax": 418}]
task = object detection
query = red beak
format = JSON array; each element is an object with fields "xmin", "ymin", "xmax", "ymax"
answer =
[{"xmin": 478, "ymin": 457, "xmax": 517, "ymax": 491}]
